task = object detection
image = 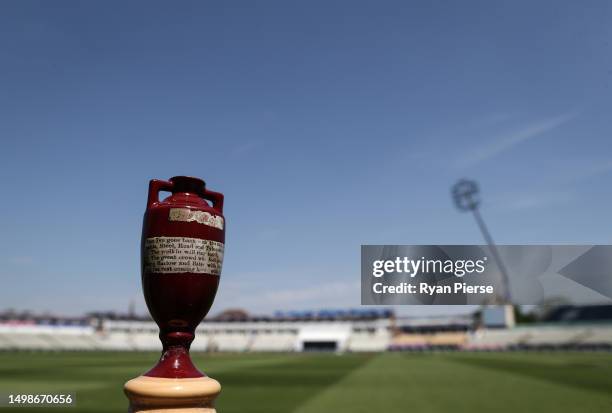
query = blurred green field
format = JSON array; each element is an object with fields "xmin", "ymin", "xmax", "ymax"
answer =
[{"xmin": 0, "ymin": 351, "xmax": 611, "ymax": 412}]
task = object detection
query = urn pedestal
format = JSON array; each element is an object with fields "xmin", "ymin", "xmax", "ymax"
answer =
[
  {"xmin": 124, "ymin": 376, "xmax": 221, "ymax": 413},
  {"xmin": 124, "ymin": 176, "xmax": 225, "ymax": 413}
]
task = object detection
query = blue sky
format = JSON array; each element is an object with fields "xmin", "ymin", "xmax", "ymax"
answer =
[{"xmin": 1, "ymin": 1, "xmax": 611, "ymax": 316}]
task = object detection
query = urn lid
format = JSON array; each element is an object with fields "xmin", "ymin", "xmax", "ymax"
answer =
[{"xmin": 169, "ymin": 176, "xmax": 205, "ymax": 195}]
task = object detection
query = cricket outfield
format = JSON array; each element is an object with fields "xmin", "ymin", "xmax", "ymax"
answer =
[{"xmin": 0, "ymin": 352, "xmax": 610, "ymax": 413}]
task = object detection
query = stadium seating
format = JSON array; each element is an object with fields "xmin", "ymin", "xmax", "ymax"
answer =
[
  {"xmin": 348, "ymin": 332, "xmax": 391, "ymax": 352},
  {"xmin": 564, "ymin": 326, "xmax": 612, "ymax": 350},
  {"xmin": 94, "ymin": 331, "xmax": 136, "ymax": 351},
  {"xmin": 465, "ymin": 325, "xmax": 612, "ymax": 351},
  {"xmin": 249, "ymin": 332, "xmax": 296, "ymax": 352},
  {"xmin": 191, "ymin": 334, "xmax": 211, "ymax": 352},
  {"xmin": 390, "ymin": 332, "xmax": 467, "ymax": 351},
  {"xmin": 1, "ymin": 310, "xmax": 611, "ymax": 353},
  {"xmin": 128, "ymin": 332, "xmax": 162, "ymax": 351},
  {"xmin": 389, "ymin": 334, "xmax": 429, "ymax": 351},
  {"xmin": 208, "ymin": 332, "xmax": 251, "ymax": 352},
  {"xmin": 465, "ymin": 329, "xmax": 528, "ymax": 350}
]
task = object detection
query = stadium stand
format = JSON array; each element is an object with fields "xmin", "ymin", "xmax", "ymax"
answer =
[
  {"xmin": 1, "ymin": 306, "xmax": 611, "ymax": 352},
  {"xmin": 465, "ymin": 305, "xmax": 612, "ymax": 351},
  {"xmin": 544, "ymin": 304, "xmax": 612, "ymax": 323},
  {"xmin": 390, "ymin": 315, "xmax": 471, "ymax": 351},
  {"xmin": 249, "ymin": 332, "xmax": 296, "ymax": 352},
  {"xmin": 465, "ymin": 328, "xmax": 530, "ymax": 351}
]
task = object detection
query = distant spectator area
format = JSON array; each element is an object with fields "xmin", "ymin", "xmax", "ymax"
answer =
[{"xmin": 544, "ymin": 305, "xmax": 612, "ymax": 323}]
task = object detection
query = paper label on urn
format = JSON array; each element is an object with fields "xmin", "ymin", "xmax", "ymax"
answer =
[
  {"xmin": 168, "ymin": 208, "xmax": 224, "ymax": 230},
  {"xmin": 144, "ymin": 236, "xmax": 224, "ymax": 276}
]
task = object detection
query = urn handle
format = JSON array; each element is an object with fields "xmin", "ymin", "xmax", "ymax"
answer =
[
  {"xmin": 203, "ymin": 189, "xmax": 224, "ymax": 214},
  {"xmin": 147, "ymin": 179, "xmax": 174, "ymax": 209}
]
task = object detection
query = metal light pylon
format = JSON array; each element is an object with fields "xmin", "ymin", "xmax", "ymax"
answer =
[{"xmin": 451, "ymin": 179, "xmax": 511, "ymax": 303}]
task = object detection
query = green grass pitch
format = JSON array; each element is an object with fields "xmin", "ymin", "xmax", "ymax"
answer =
[{"xmin": 0, "ymin": 351, "xmax": 610, "ymax": 412}]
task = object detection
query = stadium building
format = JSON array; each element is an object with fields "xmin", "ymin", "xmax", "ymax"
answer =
[{"xmin": 1, "ymin": 306, "xmax": 611, "ymax": 352}]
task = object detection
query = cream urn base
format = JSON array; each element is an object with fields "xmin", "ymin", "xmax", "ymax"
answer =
[{"xmin": 124, "ymin": 376, "xmax": 221, "ymax": 413}]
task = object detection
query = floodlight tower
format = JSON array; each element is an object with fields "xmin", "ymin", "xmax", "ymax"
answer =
[{"xmin": 451, "ymin": 179, "xmax": 511, "ymax": 303}]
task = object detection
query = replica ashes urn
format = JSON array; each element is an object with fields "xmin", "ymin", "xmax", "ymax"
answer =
[{"xmin": 125, "ymin": 176, "xmax": 225, "ymax": 413}]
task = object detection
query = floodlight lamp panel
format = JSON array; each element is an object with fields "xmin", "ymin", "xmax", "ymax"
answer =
[{"xmin": 451, "ymin": 179, "xmax": 480, "ymax": 211}]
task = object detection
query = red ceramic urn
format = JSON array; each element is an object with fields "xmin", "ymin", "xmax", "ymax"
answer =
[{"xmin": 141, "ymin": 176, "xmax": 225, "ymax": 379}]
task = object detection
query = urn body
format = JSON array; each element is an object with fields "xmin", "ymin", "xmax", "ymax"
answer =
[{"xmin": 141, "ymin": 176, "xmax": 224, "ymax": 378}]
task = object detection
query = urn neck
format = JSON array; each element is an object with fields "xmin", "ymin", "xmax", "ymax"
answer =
[
  {"xmin": 161, "ymin": 331, "xmax": 195, "ymax": 349},
  {"xmin": 144, "ymin": 346, "xmax": 204, "ymax": 378},
  {"xmin": 144, "ymin": 331, "xmax": 204, "ymax": 378}
]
